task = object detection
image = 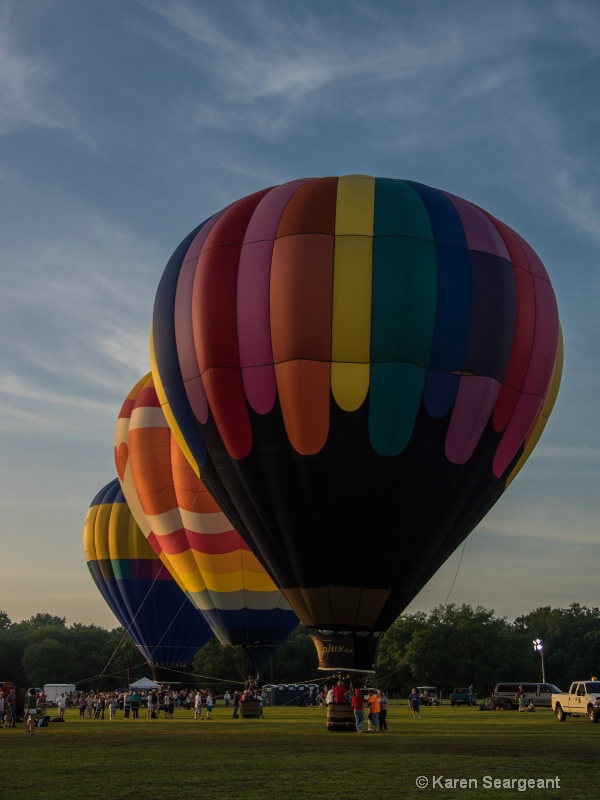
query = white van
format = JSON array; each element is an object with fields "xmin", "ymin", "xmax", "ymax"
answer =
[
  {"xmin": 493, "ymin": 682, "xmax": 563, "ymax": 710},
  {"xmin": 43, "ymin": 683, "xmax": 77, "ymax": 707}
]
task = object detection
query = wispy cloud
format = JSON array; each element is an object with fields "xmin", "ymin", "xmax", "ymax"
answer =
[
  {"xmin": 0, "ymin": 373, "xmax": 113, "ymax": 413},
  {"xmin": 0, "ymin": 4, "xmax": 77, "ymax": 135},
  {"xmin": 554, "ymin": 168, "xmax": 600, "ymax": 244},
  {"xmin": 556, "ymin": 0, "xmax": 600, "ymax": 53}
]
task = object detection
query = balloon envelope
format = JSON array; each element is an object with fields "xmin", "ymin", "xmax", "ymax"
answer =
[
  {"xmin": 83, "ymin": 478, "xmax": 212, "ymax": 668},
  {"xmin": 115, "ymin": 374, "xmax": 298, "ymax": 674},
  {"xmin": 151, "ymin": 175, "xmax": 562, "ymax": 671}
]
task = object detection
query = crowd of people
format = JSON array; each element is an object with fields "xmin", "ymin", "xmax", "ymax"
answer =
[
  {"xmin": 71, "ymin": 688, "xmax": 227, "ymax": 720},
  {"xmin": 3, "ymin": 682, "xmax": 267, "ymax": 728},
  {"xmin": 4, "ymin": 679, "xmax": 402, "ymax": 734}
]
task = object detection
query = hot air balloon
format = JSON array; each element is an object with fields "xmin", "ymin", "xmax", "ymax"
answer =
[
  {"xmin": 115, "ymin": 374, "xmax": 298, "ymax": 676},
  {"xmin": 150, "ymin": 175, "xmax": 562, "ymax": 673},
  {"xmin": 83, "ymin": 478, "xmax": 212, "ymax": 680}
]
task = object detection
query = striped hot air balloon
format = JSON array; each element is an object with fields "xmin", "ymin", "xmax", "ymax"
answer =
[
  {"xmin": 115, "ymin": 374, "xmax": 297, "ymax": 676},
  {"xmin": 83, "ymin": 478, "xmax": 212, "ymax": 676},
  {"xmin": 150, "ymin": 175, "xmax": 562, "ymax": 672}
]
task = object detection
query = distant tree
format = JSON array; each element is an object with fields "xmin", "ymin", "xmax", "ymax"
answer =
[
  {"xmin": 6, "ymin": 602, "xmax": 599, "ymax": 698},
  {"xmin": 515, "ymin": 604, "xmax": 600, "ymax": 688},
  {"xmin": 374, "ymin": 605, "xmax": 534, "ymax": 699},
  {"xmin": 99, "ymin": 627, "xmax": 147, "ymax": 687},
  {"xmin": 26, "ymin": 613, "xmax": 67, "ymax": 630},
  {"xmin": 189, "ymin": 626, "xmax": 319, "ymax": 690},
  {"xmin": 0, "ymin": 612, "xmax": 14, "ymax": 677},
  {"xmin": 0, "ymin": 619, "xmax": 35, "ymax": 684},
  {"xmin": 375, "ymin": 612, "xmax": 428, "ymax": 696},
  {"xmin": 403, "ymin": 604, "xmax": 533, "ymax": 696},
  {"xmin": 191, "ymin": 639, "xmax": 250, "ymax": 692},
  {"xmin": 268, "ymin": 625, "xmax": 318, "ymax": 684},
  {"xmin": 22, "ymin": 638, "xmax": 79, "ymax": 687},
  {"xmin": 79, "ymin": 625, "xmax": 158, "ymax": 690},
  {"xmin": 65, "ymin": 624, "xmax": 136, "ymax": 691}
]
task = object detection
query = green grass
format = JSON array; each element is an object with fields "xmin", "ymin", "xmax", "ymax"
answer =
[{"xmin": 4, "ymin": 703, "xmax": 593, "ymax": 799}]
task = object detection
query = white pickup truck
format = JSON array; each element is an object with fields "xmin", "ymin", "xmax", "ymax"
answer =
[{"xmin": 552, "ymin": 681, "xmax": 600, "ymax": 723}]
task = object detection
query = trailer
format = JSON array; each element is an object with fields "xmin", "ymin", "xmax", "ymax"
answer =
[{"xmin": 43, "ymin": 683, "xmax": 77, "ymax": 707}]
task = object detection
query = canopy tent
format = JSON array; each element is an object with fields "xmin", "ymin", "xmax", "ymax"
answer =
[{"xmin": 128, "ymin": 677, "xmax": 160, "ymax": 690}]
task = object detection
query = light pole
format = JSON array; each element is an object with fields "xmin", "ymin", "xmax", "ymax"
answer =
[{"xmin": 533, "ymin": 639, "xmax": 545, "ymax": 683}]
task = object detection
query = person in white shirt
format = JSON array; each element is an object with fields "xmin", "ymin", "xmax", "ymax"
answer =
[
  {"xmin": 57, "ymin": 694, "xmax": 66, "ymax": 718},
  {"xmin": 194, "ymin": 691, "xmax": 203, "ymax": 720}
]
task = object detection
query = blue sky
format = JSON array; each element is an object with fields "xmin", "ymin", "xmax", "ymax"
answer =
[{"xmin": 1, "ymin": 0, "xmax": 598, "ymax": 630}]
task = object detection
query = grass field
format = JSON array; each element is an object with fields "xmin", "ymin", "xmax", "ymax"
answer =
[{"xmin": 3, "ymin": 702, "xmax": 592, "ymax": 799}]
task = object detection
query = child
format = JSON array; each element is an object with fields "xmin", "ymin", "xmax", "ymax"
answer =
[{"xmin": 519, "ymin": 693, "xmax": 527, "ymax": 712}]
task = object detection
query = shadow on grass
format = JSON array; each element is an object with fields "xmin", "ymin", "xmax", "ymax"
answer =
[{"xmin": 4, "ymin": 704, "xmax": 597, "ymax": 799}]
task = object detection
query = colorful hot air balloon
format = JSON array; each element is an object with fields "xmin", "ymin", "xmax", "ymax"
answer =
[
  {"xmin": 83, "ymin": 478, "xmax": 212, "ymax": 677},
  {"xmin": 150, "ymin": 175, "xmax": 562, "ymax": 673},
  {"xmin": 115, "ymin": 374, "xmax": 298, "ymax": 676}
]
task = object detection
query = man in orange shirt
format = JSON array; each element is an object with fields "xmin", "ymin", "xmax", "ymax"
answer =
[{"xmin": 366, "ymin": 689, "xmax": 380, "ymax": 732}]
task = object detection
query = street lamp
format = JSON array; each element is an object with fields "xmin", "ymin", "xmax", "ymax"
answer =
[{"xmin": 533, "ymin": 639, "xmax": 546, "ymax": 683}]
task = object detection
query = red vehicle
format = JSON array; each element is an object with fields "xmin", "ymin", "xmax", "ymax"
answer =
[{"xmin": 0, "ymin": 681, "xmax": 25, "ymax": 721}]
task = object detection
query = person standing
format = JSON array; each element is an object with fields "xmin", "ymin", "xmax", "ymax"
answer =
[
  {"xmin": 109, "ymin": 694, "xmax": 118, "ymax": 720},
  {"xmin": 5, "ymin": 691, "xmax": 16, "ymax": 728},
  {"xmin": 408, "ymin": 688, "xmax": 421, "ymax": 719},
  {"xmin": 205, "ymin": 692, "xmax": 213, "ymax": 720},
  {"xmin": 366, "ymin": 689, "xmax": 380, "ymax": 732},
  {"xmin": 124, "ymin": 691, "xmax": 133, "ymax": 719},
  {"xmin": 332, "ymin": 680, "xmax": 347, "ymax": 704},
  {"xmin": 146, "ymin": 690, "xmax": 156, "ymax": 720},
  {"xmin": 167, "ymin": 692, "xmax": 175, "ymax": 719},
  {"xmin": 232, "ymin": 690, "xmax": 240, "ymax": 719},
  {"xmin": 515, "ymin": 685, "xmax": 527, "ymax": 712},
  {"xmin": 25, "ymin": 689, "xmax": 37, "ymax": 734},
  {"xmin": 57, "ymin": 693, "xmax": 67, "ymax": 719},
  {"xmin": 377, "ymin": 690, "xmax": 388, "ymax": 731},
  {"xmin": 194, "ymin": 691, "xmax": 203, "ymax": 720},
  {"xmin": 351, "ymin": 689, "xmax": 365, "ymax": 733},
  {"xmin": 224, "ymin": 691, "xmax": 231, "ymax": 708},
  {"xmin": 130, "ymin": 691, "xmax": 140, "ymax": 719}
]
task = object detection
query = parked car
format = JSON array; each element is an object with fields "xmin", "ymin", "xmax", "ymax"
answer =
[
  {"xmin": 450, "ymin": 688, "xmax": 477, "ymax": 706},
  {"xmin": 552, "ymin": 681, "xmax": 600, "ymax": 722},
  {"xmin": 493, "ymin": 682, "xmax": 563, "ymax": 710}
]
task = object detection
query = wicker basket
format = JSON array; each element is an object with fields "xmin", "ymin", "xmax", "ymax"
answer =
[{"xmin": 326, "ymin": 703, "xmax": 355, "ymax": 731}]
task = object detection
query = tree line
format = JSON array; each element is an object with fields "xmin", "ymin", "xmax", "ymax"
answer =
[{"xmin": 2, "ymin": 603, "xmax": 599, "ymax": 696}]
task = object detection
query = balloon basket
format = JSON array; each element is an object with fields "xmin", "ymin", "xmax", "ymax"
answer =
[
  {"xmin": 240, "ymin": 699, "xmax": 262, "ymax": 718},
  {"xmin": 326, "ymin": 703, "xmax": 355, "ymax": 732}
]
